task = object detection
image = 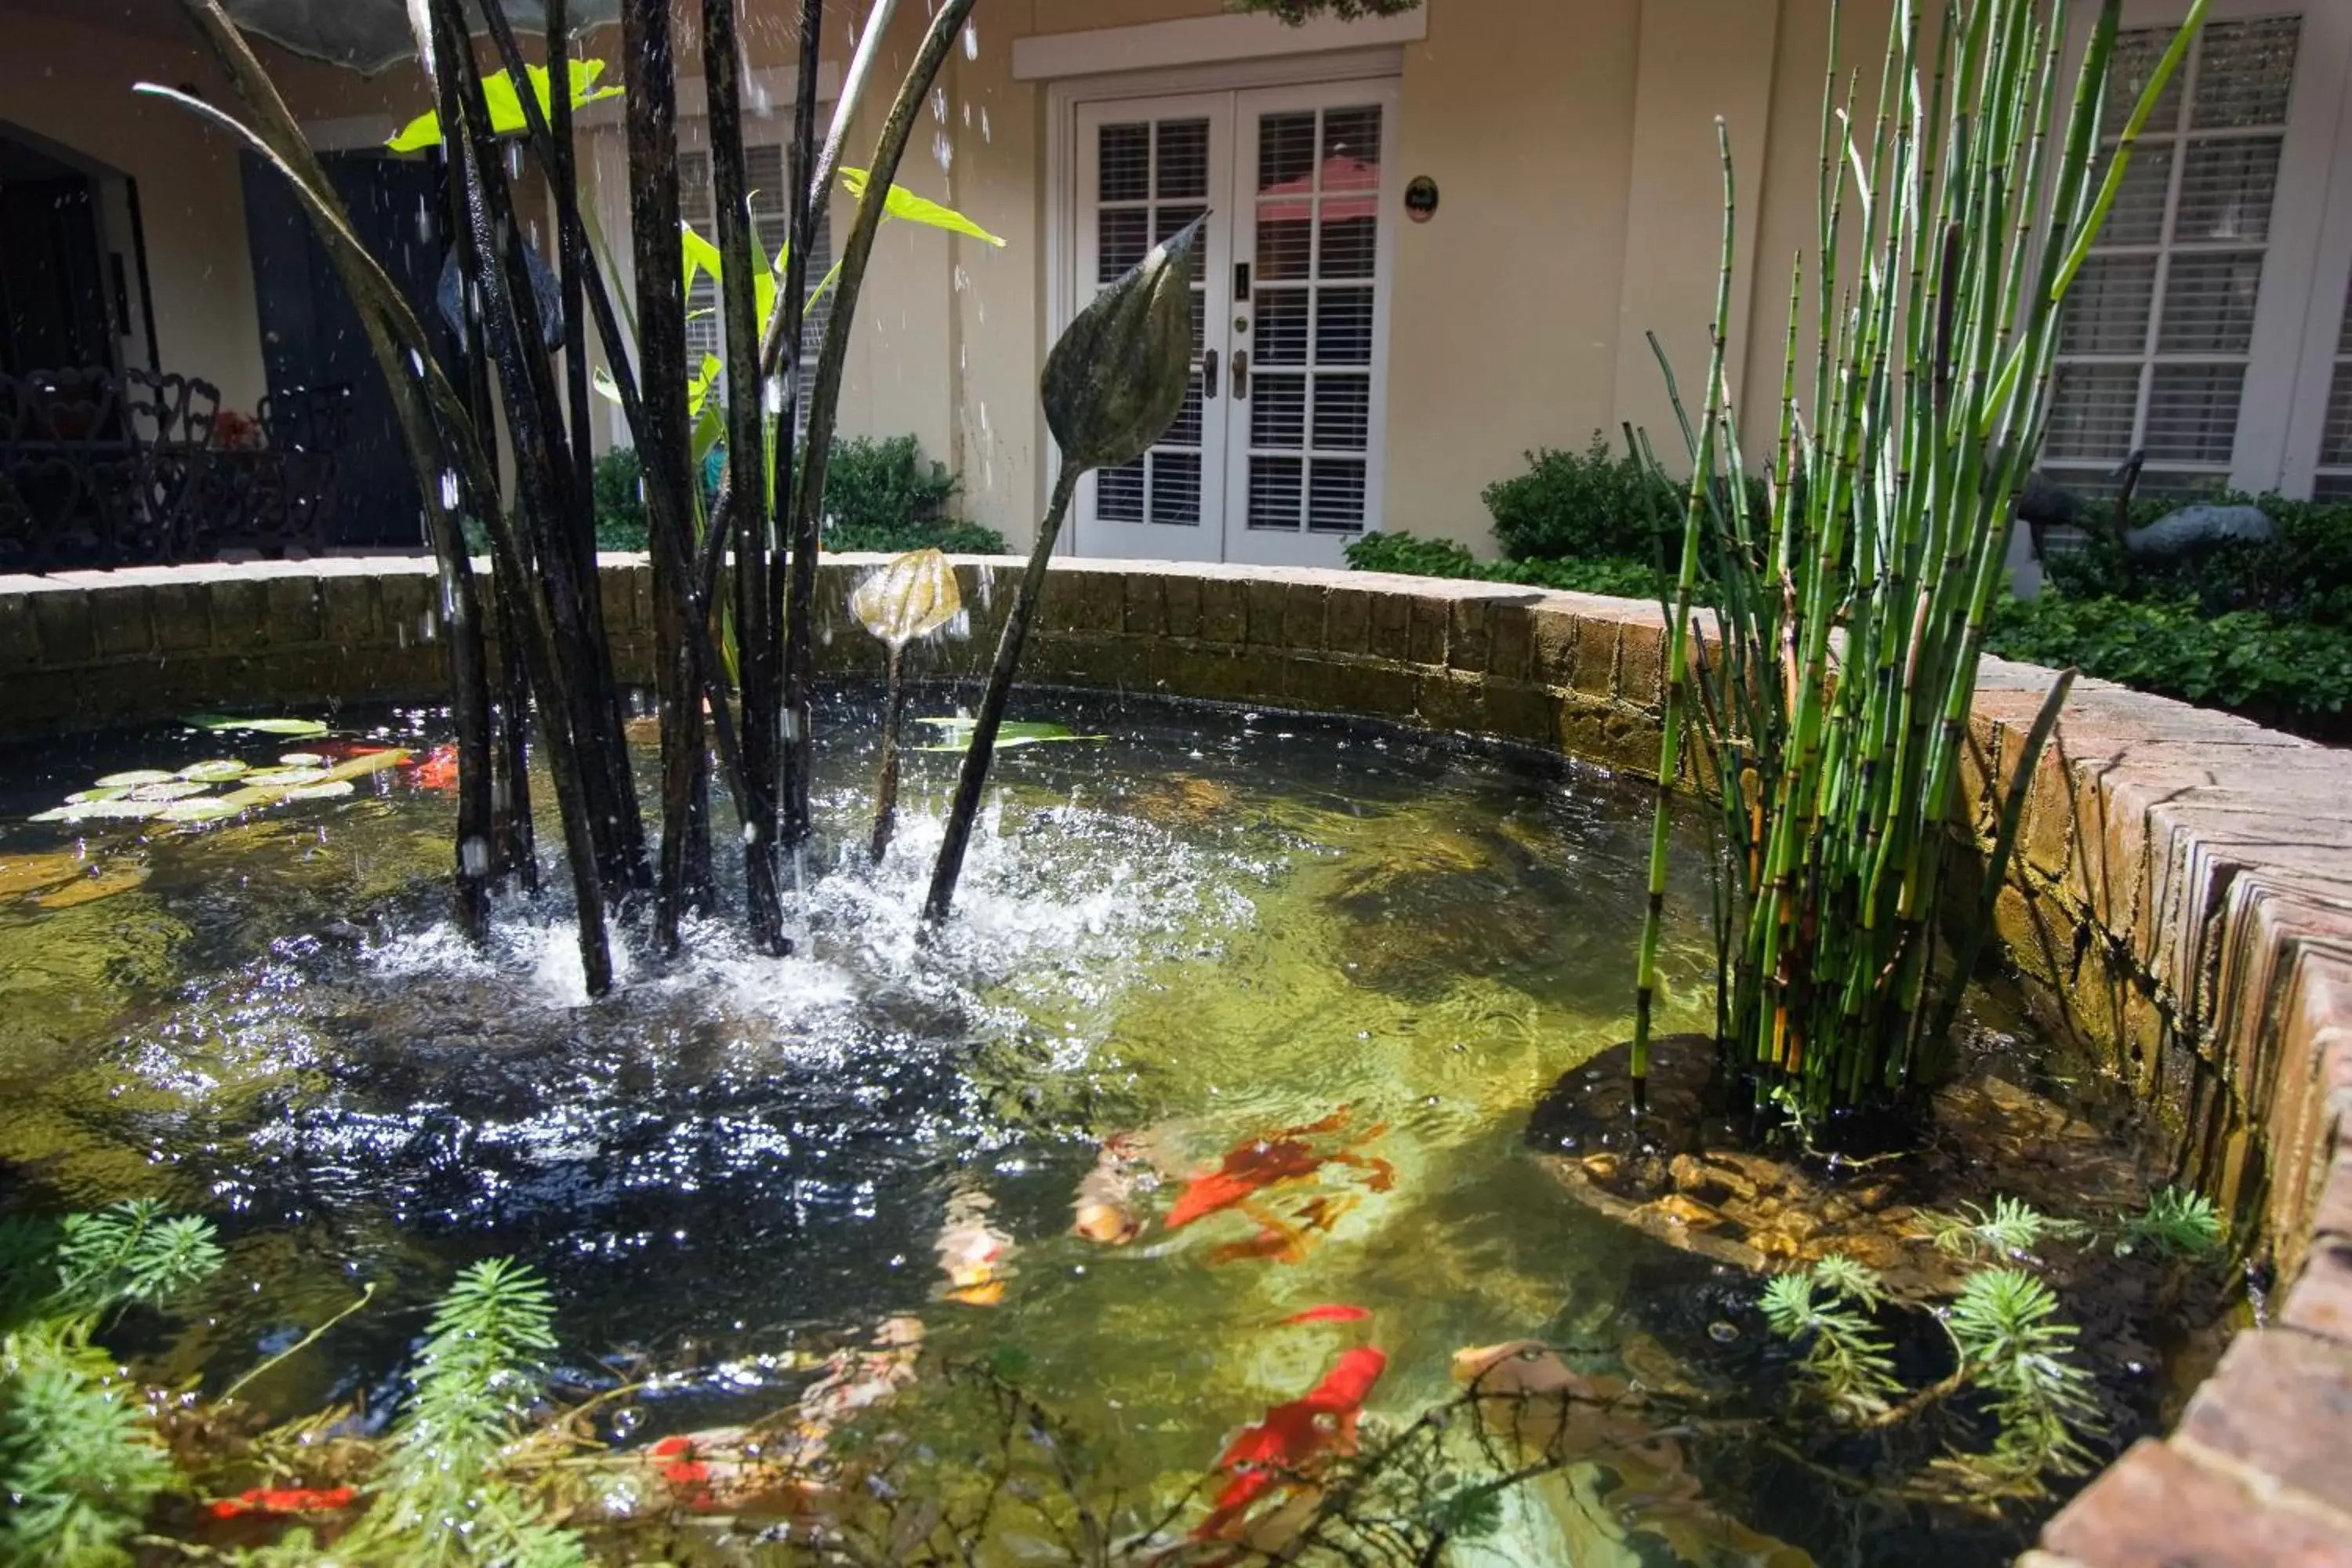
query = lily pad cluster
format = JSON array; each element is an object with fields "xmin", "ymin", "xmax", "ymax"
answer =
[{"xmin": 27, "ymin": 718, "xmax": 414, "ymax": 828}]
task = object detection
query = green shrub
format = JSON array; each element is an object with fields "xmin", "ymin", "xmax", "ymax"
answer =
[
  {"xmin": 590, "ymin": 445, "xmax": 648, "ymax": 550},
  {"xmin": 821, "ymin": 434, "xmax": 1007, "ymax": 554},
  {"xmin": 1344, "ymin": 530, "xmax": 1670, "ymax": 599},
  {"xmin": 1481, "ymin": 434, "xmax": 1679, "ymax": 564},
  {"xmin": 1986, "ymin": 593, "xmax": 2352, "ymax": 731},
  {"xmin": 2042, "ymin": 494, "xmax": 2352, "ymax": 628}
]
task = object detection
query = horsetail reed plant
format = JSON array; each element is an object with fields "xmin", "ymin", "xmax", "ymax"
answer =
[{"xmin": 1633, "ymin": 0, "xmax": 2205, "ymax": 1122}]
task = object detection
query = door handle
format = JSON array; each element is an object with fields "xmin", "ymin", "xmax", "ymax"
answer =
[
  {"xmin": 1203, "ymin": 348, "xmax": 1219, "ymax": 400},
  {"xmin": 1232, "ymin": 350, "xmax": 1250, "ymax": 400}
]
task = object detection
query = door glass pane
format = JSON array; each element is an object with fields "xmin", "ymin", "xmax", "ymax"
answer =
[
  {"xmin": 1091, "ymin": 114, "xmax": 1212, "ymax": 528},
  {"xmin": 2046, "ymin": 16, "xmax": 2299, "ymax": 495},
  {"xmin": 1246, "ymin": 103, "xmax": 1384, "ymax": 535},
  {"xmin": 2310, "ymin": 273, "xmax": 2352, "ymax": 499}
]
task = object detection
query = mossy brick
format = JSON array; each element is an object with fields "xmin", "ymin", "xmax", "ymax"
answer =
[
  {"xmin": 1283, "ymin": 655, "xmax": 1412, "ymax": 719},
  {"xmin": 1617, "ymin": 622, "xmax": 1664, "ymax": 707},
  {"xmin": 1406, "ymin": 595, "xmax": 1448, "ymax": 666},
  {"xmin": 1364, "ymin": 591, "xmax": 1412, "ymax": 663},
  {"xmin": 1043, "ymin": 569, "xmax": 1124, "ymax": 636},
  {"xmin": 1483, "ymin": 680, "xmax": 1552, "ymax": 746},
  {"xmin": 89, "ymin": 587, "xmax": 152, "ymax": 659},
  {"xmin": 266, "ymin": 575, "xmax": 324, "ymax": 645},
  {"xmin": 1572, "ymin": 617, "xmax": 1620, "ymax": 699},
  {"xmin": 1446, "ymin": 597, "xmax": 1492, "ymax": 673},
  {"xmin": 1281, "ymin": 583, "xmax": 1327, "ymax": 652},
  {"xmin": 317, "ymin": 574, "xmax": 376, "ymax": 650},
  {"xmin": 1417, "ymin": 670, "xmax": 1489, "ymax": 735},
  {"xmin": 0, "ymin": 594, "xmax": 36, "ymax": 671},
  {"xmin": 1245, "ymin": 579, "xmax": 1289, "ymax": 646},
  {"xmin": 1162, "ymin": 573, "xmax": 1203, "ymax": 639},
  {"xmin": 1486, "ymin": 604, "xmax": 1534, "ymax": 682},
  {"xmin": 210, "ymin": 577, "xmax": 270, "ymax": 650},
  {"xmin": 1153, "ymin": 642, "xmax": 1286, "ymax": 704},
  {"xmin": 1530, "ymin": 610, "xmax": 1579, "ymax": 688},
  {"xmin": 1197, "ymin": 578, "xmax": 1246, "ymax": 645},
  {"xmin": 599, "ymin": 566, "xmax": 641, "ymax": 635},
  {"xmin": 1324, "ymin": 586, "xmax": 1371, "ymax": 655},
  {"xmin": 31, "ymin": 589, "xmax": 94, "ymax": 662},
  {"xmin": 1122, "ymin": 574, "xmax": 1167, "ymax": 637},
  {"xmin": 372, "ymin": 575, "xmax": 437, "ymax": 648}
]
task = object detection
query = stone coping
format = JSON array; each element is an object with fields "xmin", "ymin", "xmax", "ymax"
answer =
[{"xmin": 3, "ymin": 552, "xmax": 2348, "ymax": 1562}]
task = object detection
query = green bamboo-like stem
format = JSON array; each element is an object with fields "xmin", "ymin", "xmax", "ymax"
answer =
[
  {"xmin": 1631, "ymin": 110, "xmax": 1735, "ymax": 1115},
  {"xmin": 779, "ymin": 0, "xmax": 981, "ymax": 858},
  {"xmin": 924, "ymin": 463, "xmax": 1082, "ymax": 924},
  {"xmin": 1632, "ymin": 0, "xmax": 2199, "ymax": 1124}
]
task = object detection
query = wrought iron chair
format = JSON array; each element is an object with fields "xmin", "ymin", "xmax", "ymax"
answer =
[{"xmin": 122, "ymin": 368, "xmax": 223, "ymax": 561}]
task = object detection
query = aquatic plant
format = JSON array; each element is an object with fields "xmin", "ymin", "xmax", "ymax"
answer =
[
  {"xmin": 1925, "ymin": 1196, "xmax": 2092, "ymax": 1261},
  {"xmin": 0, "ymin": 1203, "xmax": 225, "ymax": 1566},
  {"xmin": 1759, "ymin": 1258, "xmax": 1904, "ymax": 1422},
  {"xmin": 1631, "ymin": 0, "xmax": 2209, "ymax": 1119},
  {"xmin": 2115, "ymin": 1185, "xmax": 2225, "ymax": 1259}
]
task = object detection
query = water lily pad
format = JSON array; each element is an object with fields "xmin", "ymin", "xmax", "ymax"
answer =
[
  {"xmin": 242, "ymin": 767, "xmax": 330, "ymax": 787},
  {"xmin": 187, "ymin": 713, "xmax": 331, "ymax": 739},
  {"xmin": 94, "ymin": 769, "xmax": 180, "ymax": 789},
  {"xmin": 159, "ymin": 797, "xmax": 241, "ymax": 823},
  {"xmin": 129, "ymin": 781, "xmax": 211, "ymax": 802},
  {"xmin": 65, "ymin": 786, "xmax": 131, "ymax": 804},
  {"xmin": 277, "ymin": 752, "xmax": 329, "ymax": 768},
  {"xmin": 178, "ymin": 759, "xmax": 250, "ymax": 782},
  {"xmin": 914, "ymin": 718, "xmax": 1108, "ymax": 753},
  {"xmin": 283, "ymin": 781, "xmax": 355, "ymax": 801},
  {"xmin": 31, "ymin": 798, "xmax": 169, "ymax": 823}
]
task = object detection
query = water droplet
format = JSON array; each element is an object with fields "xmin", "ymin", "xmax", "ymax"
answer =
[
  {"xmin": 438, "ymin": 470, "xmax": 460, "ymax": 510},
  {"xmin": 962, "ymin": 23, "xmax": 978, "ymax": 59},
  {"xmin": 931, "ymin": 86, "xmax": 947, "ymax": 122},
  {"xmin": 934, "ymin": 133, "xmax": 954, "ymax": 174},
  {"xmin": 981, "ymin": 107, "xmax": 992, "ymax": 144},
  {"xmin": 1708, "ymin": 1321, "xmax": 1740, "ymax": 1344},
  {"xmin": 460, "ymin": 835, "xmax": 490, "ymax": 877}
]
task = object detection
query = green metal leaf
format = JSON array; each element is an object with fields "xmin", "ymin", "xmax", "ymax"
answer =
[
  {"xmin": 385, "ymin": 59, "xmax": 623, "ymax": 154},
  {"xmin": 839, "ymin": 169, "xmax": 1005, "ymax": 246},
  {"xmin": 1041, "ymin": 214, "xmax": 1207, "ymax": 472}
]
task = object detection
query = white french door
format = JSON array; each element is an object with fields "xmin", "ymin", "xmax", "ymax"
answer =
[{"xmin": 1069, "ymin": 78, "xmax": 1398, "ymax": 566}]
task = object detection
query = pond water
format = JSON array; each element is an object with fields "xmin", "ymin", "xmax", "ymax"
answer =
[{"xmin": 0, "ymin": 695, "xmax": 2216, "ymax": 1565}]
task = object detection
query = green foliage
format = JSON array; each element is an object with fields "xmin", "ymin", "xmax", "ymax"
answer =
[
  {"xmin": 822, "ymin": 434, "xmax": 1007, "ymax": 554},
  {"xmin": 0, "ymin": 1204, "xmax": 225, "ymax": 1567},
  {"xmin": 1760, "ymin": 1258, "xmax": 1903, "ymax": 1422},
  {"xmin": 1483, "ymin": 434, "xmax": 1681, "ymax": 565},
  {"xmin": 1925, "ymin": 1197, "xmax": 2091, "ymax": 1262},
  {"xmin": 1941, "ymin": 1269, "xmax": 2101, "ymax": 1494},
  {"xmin": 2042, "ymin": 495, "xmax": 2352, "ymax": 628},
  {"xmin": 1345, "ymin": 530, "xmax": 1671, "ymax": 599},
  {"xmin": 363, "ymin": 1258, "xmax": 581, "ymax": 1566},
  {"xmin": 590, "ymin": 446, "xmax": 648, "ymax": 550},
  {"xmin": 1986, "ymin": 593, "xmax": 2352, "ymax": 726},
  {"xmin": 2116, "ymin": 1186, "xmax": 2225, "ymax": 1260}
]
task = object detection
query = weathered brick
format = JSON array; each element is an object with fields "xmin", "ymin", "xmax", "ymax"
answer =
[
  {"xmin": 1281, "ymin": 583, "xmax": 1327, "ymax": 652},
  {"xmin": 1572, "ymin": 617, "xmax": 1619, "ymax": 699},
  {"xmin": 317, "ymin": 574, "xmax": 376, "ymax": 650},
  {"xmin": 1324, "ymin": 586, "xmax": 1371, "ymax": 656},
  {"xmin": 31, "ymin": 588, "xmax": 95, "ymax": 663},
  {"xmin": 2040, "ymin": 1438, "xmax": 2352, "ymax": 1567},
  {"xmin": 1197, "ymin": 578, "xmax": 1246, "ymax": 645},
  {"xmin": 266, "ymin": 575, "xmax": 324, "ymax": 646},
  {"xmin": 1530, "ymin": 610, "xmax": 1578, "ymax": 688},
  {"xmin": 2175, "ymin": 1328, "xmax": 2352, "ymax": 1519},
  {"xmin": 1406, "ymin": 595, "xmax": 1448, "ymax": 666},
  {"xmin": 0, "ymin": 593, "xmax": 40, "ymax": 672},
  {"xmin": 1122, "ymin": 573, "xmax": 1167, "ymax": 637},
  {"xmin": 1417, "ymin": 670, "xmax": 1484, "ymax": 735},
  {"xmin": 1486, "ymin": 604, "xmax": 1534, "ymax": 682},
  {"xmin": 1446, "ymin": 597, "xmax": 1491, "ymax": 673},
  {"xmin": 1045, "ymin": 568, "xmax": 1124, "ymax": 637},
  {"xmin": 1617, "ymin": 622, "xmax": 1664, "ymax": 707},
  {"xmin": 1363, "ymin": 590, "xmax": 1411, "ymax": 663},
  {"xmin": 1244, "ymin": 578, "xmax": 1288, "ymax": 647},
  {"xmin": 1162, "ymin": 573, "xmax": 1202, "ymax": 639},
  {"xmin": 88, "ymin": 587, "xmax": 151, "ymax": 659}
]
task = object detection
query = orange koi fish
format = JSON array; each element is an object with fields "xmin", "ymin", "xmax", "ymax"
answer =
[
  {"xmin": 1194, "ymin": 1345, "xmax": 1387, "ymax": 1541},
  {"xmin": 409, "ymin": 744, "xmax": 459, "ymax": 790},
  {"xmin": 1279, "ymin": 1304, "xmax": 1371, "ymax": 1327},
  {"xmin": 204, "ymin": 1486, "xmax": 358, "ymax": 1520},
  {"xmin": 1164, "ymin": 1109, "xmax": 1392, "ymax": 1232}
]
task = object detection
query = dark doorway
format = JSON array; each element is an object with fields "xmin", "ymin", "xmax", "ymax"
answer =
[
  {"xmin": 241, "ymin": 149, "xmax": 452, "ymax": 550},
  {"xmin": 0, "ymin": 135, "xmax": 113, "ymax": 376}
]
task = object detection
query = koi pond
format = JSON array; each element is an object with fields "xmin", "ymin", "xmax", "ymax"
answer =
[{"xmin": 0, "ymin": 695, "xmax": 2234, "ymax": 1565}]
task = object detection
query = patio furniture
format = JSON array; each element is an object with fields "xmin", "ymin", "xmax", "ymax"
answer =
[{"xmin": 0, "ymin": 368, "xmax": 351, "ymax": 572}]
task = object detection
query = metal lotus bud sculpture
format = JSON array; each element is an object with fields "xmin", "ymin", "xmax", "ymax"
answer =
[
  {"xmin": 851, "ymin": 548, "xmax": 963, "ymax": 862},
  {"xmin": 924, "ymin": 214, "xmax": 1209, "ymax": 921}
]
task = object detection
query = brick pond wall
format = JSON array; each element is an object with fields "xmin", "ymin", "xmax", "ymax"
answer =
[{"xmin": 2, "ymin": 553, "xmax": 2348, "ymax": 1564}]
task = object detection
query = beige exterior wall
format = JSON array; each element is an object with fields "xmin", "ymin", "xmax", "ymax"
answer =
[{"xmin": 5, "ymin": 0, "xmax": 1889, "ymax": 558}]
